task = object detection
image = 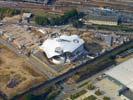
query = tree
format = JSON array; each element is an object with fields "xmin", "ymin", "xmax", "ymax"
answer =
[
  {"xmin": 50, "ymin": 16, "xmax": 61, "ymax": 25},
  {"xmin": 34, "ymin": 9, "xmax": 82, "ymax": 26},
  {"xmin": 64, "ymin": 9, "xmax": 78, "ymax": 18},
  {"xmin": 35, "ymin": 16, "xmax": 49, "ymax": 26},
  {"xmin": 0, "ymin": 7, "xmax": 21, "ymax": 18},
  {"xmin": 11, "ymin": 9, "xmax": 21, "ymax": 15},
  {"xmin": 62, "ymin": 9, "xmax": 79, "ymax": 24},
  {"xmin": 72, "ymin": 20, "xmax": 83, "ymax": 28}
]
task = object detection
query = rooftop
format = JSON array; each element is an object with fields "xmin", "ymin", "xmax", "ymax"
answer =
[
  {"xmin": 40, "ymin": 35, "xmax": 84, "ymax": 58},
  {"xmin": 105, "ymin": 58, "xmax": 133, "ymax": 90}
]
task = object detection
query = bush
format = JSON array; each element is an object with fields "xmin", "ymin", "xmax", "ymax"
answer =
[
  {"xmin": 34, "ymin": 9, "xmax": 82, "ymax": 26},
  {"xmin": 103, "ymin": 96, "xmax": 110, "ymax": 100},
  {"xmin": 0, "ymin": 7, "xmax": 20, "ymax": 19},
  {"xmin": 35, "ymin": 16, "xmax": 49, "ymax": 25},
  {"xmin": 84, "ymin": 95, "xmax": 97, "ymax": 100},
  {"xmin": 87, "ymin": 84, "xmax": 95, "ymax": 90},
  {"xmin": 95, "ymin": 89, "xmax": 102, "ymax": 96},
  {"xmin": 70, "ymin": 90, "xmax": 86, "ymax": 99}
]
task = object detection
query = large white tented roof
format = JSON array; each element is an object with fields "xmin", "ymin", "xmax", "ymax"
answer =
[
  {"xmin": 105, "ymin": 58, "xmax": 133, "ymax": 90},
  {"xmin": 40, "ymin": 35, "xmax": 84, "ymax": 58}
]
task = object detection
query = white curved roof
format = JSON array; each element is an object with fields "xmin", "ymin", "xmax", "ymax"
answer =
[{"xmin": 40, "ymin": 35, "xmax": 84, "ymax": 58}]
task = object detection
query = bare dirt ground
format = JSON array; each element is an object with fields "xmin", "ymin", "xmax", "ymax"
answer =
[{"xmin": 0, "ymin": 45, "xmax": 47, "ymax": 99}]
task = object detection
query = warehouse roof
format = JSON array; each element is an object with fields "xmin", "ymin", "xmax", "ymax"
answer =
[
  {"xmin": 105, "ymin": 58, "xmax": 133, "ymax": 90},
  {"xmin": 40, "ymin": 35, "xmax": 84, "ymax": 58}
]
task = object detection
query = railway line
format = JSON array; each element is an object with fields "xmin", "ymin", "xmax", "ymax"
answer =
[
  {"xmin": 0, "ymin": 0, "xmax": 133, "ymax": 14},
  {"xmin": 10, "ymin": 40, "xmax": 133, "ymax": 100},
  {"xmin": 55, "ymin": 1, "xmax": 133, "ymax": 13},
  {"xmin": 0, "ymin": 1, "xmax": 63, "ymax": 14}
]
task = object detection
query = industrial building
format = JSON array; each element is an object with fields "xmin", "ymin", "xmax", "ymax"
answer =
[
  {"xmin": 105, "ymin": 58, "xmax": 133, "ymax": 100},
  {"xmin": 40, "ymin": 35, "xmax": 85, "ymax": 64}
]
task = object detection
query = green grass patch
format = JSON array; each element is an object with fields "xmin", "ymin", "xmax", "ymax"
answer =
[{"xmin": 84, "ymin": 95, "xmax": 97, "ymax": 100}]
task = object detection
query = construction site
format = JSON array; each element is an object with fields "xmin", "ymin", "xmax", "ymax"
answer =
[
  {"xmin": 0, "ymin": 0, "xmax": 132, "ymax": 99},
  {"xmin": 0, "ymin": 45, "xmax": 47, "ymax": 99},
  {"xmin": 0, "ymin": 12, "xmax": 131, "ymax": 75}
]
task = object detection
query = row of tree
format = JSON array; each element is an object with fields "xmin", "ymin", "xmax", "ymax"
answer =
[
  {"xmin": 0, "ymin": 7, "xmax": 21, "ymax": 19},
  {"xmin": 35, "ymin": 9, "xmax": 84, "ymax": 26}
]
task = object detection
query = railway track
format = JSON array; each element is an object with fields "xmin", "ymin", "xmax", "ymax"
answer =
[
  {"xmin": 55, "ymin": 1, "xmax": 133, "ymax": 12},
  {"xmin": 0, "ymin": 0, "xmax": 133, "ymax": 14},
  {"xmin": 10, "ymin": 40, "xmax": 133, "ymax": 100},
  {"xmin": 0, "ymin": 1, "xmax": 63, "ymax": 14}
]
